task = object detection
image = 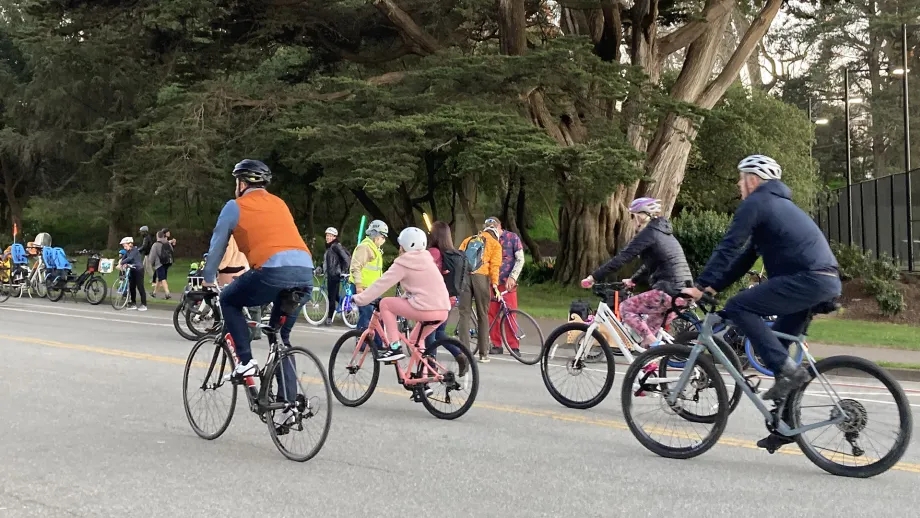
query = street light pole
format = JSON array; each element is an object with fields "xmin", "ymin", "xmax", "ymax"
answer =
[
  {"xmin": 903, "ymin": 23, "xmax": 914, "ymax": 271},
  {"xmin": 844, "ymin": 68, "xmax": 854, "ymax": 246}
]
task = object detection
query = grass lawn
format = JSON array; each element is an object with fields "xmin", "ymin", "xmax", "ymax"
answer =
[{"xmin": 806, "ymin": 319, "xmax": 920, "ymax": 351}]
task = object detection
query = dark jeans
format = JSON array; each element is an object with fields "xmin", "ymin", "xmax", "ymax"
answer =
[
  {"xmin": 326, "ymin": 274, "xmax": 342, "ymax": 321},
  {"xmin": 723, "ymin": 271, "xmax": 841, "ymax": 374},
  {"xmin": 219, "ymin": 266, "xmax": 314, "ymax": 366},
  {"xmin": 357, "ymin": 303, "xmax": 384, "ymax": 349},
  {"xmin": 423, "ymin": 321, "xmax": 461, "ymax": 357},
  {"xmin": 128, "ymin": 267, "xmax": 147, "ymax": 306}
]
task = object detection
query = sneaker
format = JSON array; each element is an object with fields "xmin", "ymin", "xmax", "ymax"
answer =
[
  {"xmin": 225, "ymin": 359, "xmax": 258, "ymax": 382},
  {"xmin": 762, "ymin": 363, "xmax": 811, "ymax": 401},
  {"xmin": 273, "ymin": 409, "xmax": 295, "ymax": 435},
  {"xmin": 490, "ymin": 346, "xmax": 503, "ymax": 355},
  {"xmin": 126, "ymin": 303, "xmax": 137, "ymax": 310},
  {"xmin": 136, "ymin": 305, "xmax": 147, "ymax": 312},
  {"xmin": 377, "ymin": 347, "xmax": 406, "ymax": 363},
  {"xmin": 325, "ymin": 318, "xmax": 333, "ymax": 326},
  {"xmin": 478, "ymin": 355, "xmax": 490, "ymax": 363},
  {"xmin": 756, "ymin": 432, "xmax": 795, "ymax": 453},
  {"xmin": 455, "ymin": 354, "xmax": 470, "ymax": 377}
]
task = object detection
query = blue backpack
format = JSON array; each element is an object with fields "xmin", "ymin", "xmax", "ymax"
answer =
[{"xmin": 463, "ymin": 233, "xmax": 486, "ymax": 272}]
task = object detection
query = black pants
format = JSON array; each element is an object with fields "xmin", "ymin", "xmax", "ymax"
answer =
[
  {"xmin": 129, "ymin": 267, "xmax": 147, "ymax": 306},
  {"xmin": 326, "ymin": 274, "xmax": 342, "ymax": 320}
]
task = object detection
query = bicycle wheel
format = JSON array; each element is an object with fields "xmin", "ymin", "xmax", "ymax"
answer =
[
  {"xmin": 790, "ymin": 355, "xmax": 913, "ymax": 478},
  {"xmin": 501, "ymin": 309, "xmax": 544, "ymax": 365},
  {"xmin": 418, "ymin": 338, "xmax": 479, "ymax": 419},
  {"xmin": 0, "ymin": 276, "xmax": 11, "ymax": 303},
  {"xmin": 328, "ymin": 329, "xmax": 380, "ymax": 406},
  {"xmin": 186, "ymin": 301, "xmax": 218, "ymax": 337},
  {"xmin": 173, "ymin": 300, "xmax": 200, "ymax": 341},
  {"xmin": 301, "ymin": 287, "xmax": 328, "ymax": 325},
  {"xmin": 111, "ymin": 279, "xmax": 129, "ymax": 310},
  {"xmin": 621, "ymin": 344, "xmax": 729, "ymax": 459},
  {"xmin": 182, "ymin": 337, "xmax": 238, "ymax": 440},
  {"xmin": 670, "ymin": 329, "xmax": 744, "ymax": 415},
  {"xmin": 46, "ymin": 281, "xmax": 64, "ymax": 302},
  {"xmin": 744, "ymin": 321, "xmax": 805, "ymax": 376},
  {"xmin": 264, "ymin": 346, "xmax": 333, "ymax": 462},
  {"xmin": 84, "ymin": 277, "xmax": 107, "ymax": 305},
  {"xmin": 540, "ymin": 322, "xmax": 615, "ymax": 410}
]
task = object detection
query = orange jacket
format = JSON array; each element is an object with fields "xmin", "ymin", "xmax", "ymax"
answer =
[{"xmin": 460, "ymin": 230, "xmax": 501, "ymax": 286}]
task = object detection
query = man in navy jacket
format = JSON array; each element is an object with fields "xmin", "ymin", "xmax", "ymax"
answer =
[{"xmin": 683, "ymin": 155, "xmax": 841, "ymax": 405}]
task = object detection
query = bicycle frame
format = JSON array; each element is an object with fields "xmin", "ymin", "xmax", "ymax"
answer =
[
  {"xmin": 661, "ymin": 311, "xmax": 847, "ymax": 437},
  {"xmin": 357, "ymin": 309, "xmax": 448, "ymax": 388},
  {"xmin": 578, "ymin": 299, "xmax": 682, "ymax": 364},
  {"xmin": 221, "ymin": 320, "xmax": 292, "ymax": 415}
]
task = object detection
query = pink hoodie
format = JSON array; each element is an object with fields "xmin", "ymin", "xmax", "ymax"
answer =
[{"xmin": 352, "ymin": 250, "xmax": 451, "ymax": 311}]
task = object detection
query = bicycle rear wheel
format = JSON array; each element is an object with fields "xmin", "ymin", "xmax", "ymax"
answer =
[
  {"xmin": 621, "ymin": 344, "xmax": 729, "ymax": 459},
  {"xmin": 182, "ymin": 337, "xmax": 238, "ymax": 440},
  {"xmin": 501, "ymin": 309, "xmax": 544, "ymax": 365},
  {"xmin": 790, "ymin": 355, "xmax": 913, "ymax": 478},
  {"xmin": 111, "ymin": 279, "xmax": 129, "ymax": 310},
  {"xmin": 173, "ymin": 300, "xmax": 199, "ymax": 340},
  {"xmin": 540, "ymin": 322, "xmax": 615, "ymax": 410},
  {"xmin": 301, "ymin": 287, "xmax": 328, "ymax": 325},
  {"xmin": 418, "ymin": 338, "xmax": 479, "ymax": 419},
  {"xmin": 328, "ymin": 329, "xmax": 380, "ymax": 406},
  {"xmin": 0, "ymin": 276, "xmax": 11, "ymax": 303},
  {"xmin": 265, "ymin": 346, "xmax": 333, "ymax": 462}
]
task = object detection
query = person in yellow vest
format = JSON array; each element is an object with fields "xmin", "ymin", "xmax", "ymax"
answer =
[
  {"xmin": 350, "ymin": 219, "xmax": 388, "ymax": 348},
  {"xmin": 202, "ymin": 159, "xmax": 314, "ymax": 432}
]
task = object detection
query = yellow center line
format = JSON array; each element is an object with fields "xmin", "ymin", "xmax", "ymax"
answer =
[{"xmin": 4, "ymin": 333, "xmax": 919, "ymax": 475}]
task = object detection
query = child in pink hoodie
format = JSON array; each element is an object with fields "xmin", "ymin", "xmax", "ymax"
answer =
[{"xmin": 352, "ymin": 227, "xmax": 451, "ymax": 362}]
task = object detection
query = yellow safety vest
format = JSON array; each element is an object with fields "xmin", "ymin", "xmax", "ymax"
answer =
[{"xmin": 350, "ymin": 237, "xmax": 383, "ymax": 287}]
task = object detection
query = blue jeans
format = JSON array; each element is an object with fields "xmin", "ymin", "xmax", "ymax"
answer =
[
  {"xmin": 357, "ymin": 304, "xmax": 384, "ymax": 349},
  {"xmin": 723, "ymin": 271, "xmax": 841, "ymax": 374},
  {"xmin": 423, "ymin": 321, "xmax": 461, "ymax": 357},
  {"xmin": 219, "ymin": 266, "xmax": 314, "ymax": 366}
]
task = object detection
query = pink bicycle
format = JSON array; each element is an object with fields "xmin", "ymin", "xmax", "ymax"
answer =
[{"xmin": 328, "ymin": 299, "xmax": 479, "ymax": 419}]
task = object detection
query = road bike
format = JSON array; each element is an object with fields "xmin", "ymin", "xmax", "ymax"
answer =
[
  {"xmin": 182, "ymin": 288, "xmax": 332, "ymax": 462},
  {"xmin": 620, "ymin": 290, "xmax": 912, "ymax": 478},
  {"xmin": 328, "ymin": 298, "xmax": 479, "ymax": 419}
]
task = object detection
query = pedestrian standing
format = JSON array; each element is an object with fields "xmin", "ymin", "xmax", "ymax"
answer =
[
  {"xmin": 322, "ymin": 227, "xmax": 351, "ymax": 325},
  {"xmin": 484, "ymin": 217, "xmax": 525, "ymax": 355}
]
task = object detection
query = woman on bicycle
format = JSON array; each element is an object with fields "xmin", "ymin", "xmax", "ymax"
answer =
[
  {"xmin": 581, "ymin": 197, "xmax": 692, "ymax": 348},
  {"xmin": 352, "ymin": 227, "xmax": 451, "ymax": 363}
]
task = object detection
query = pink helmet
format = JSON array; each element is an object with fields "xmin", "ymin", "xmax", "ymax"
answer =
[{"xmin": 628, "ymin": 197, "xmax": 662, "ymax": 215}]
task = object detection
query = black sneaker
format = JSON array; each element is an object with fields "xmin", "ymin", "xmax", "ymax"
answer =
[
  {"xmin": 756, "ymin": 432, "xmax": 796, "ymax": 453},
  {"xmin": 377, "ymin": 347, "xmax": 405, "ymax": 363},
  {"xmin": 762, "ymin": 364, "xmax": 811, "ymax": 401},
  {"xmin": 490, "ymin": 346, "xmax": 503, "ymax": 355}
]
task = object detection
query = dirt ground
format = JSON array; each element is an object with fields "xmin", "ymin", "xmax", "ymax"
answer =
[{"xmin": 836, "ymin": 276, "xmax": 920, "ymax": 325}]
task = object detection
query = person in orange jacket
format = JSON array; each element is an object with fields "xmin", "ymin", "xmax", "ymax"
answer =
[{"xmin": 458, "ymin": 223, "xmax": 502, "ymax": 362}]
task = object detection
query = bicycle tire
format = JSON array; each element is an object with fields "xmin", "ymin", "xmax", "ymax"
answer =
[
  {"xmin": 671, "ymin": 329, "xmax": 744, "ymax": 415},
  {"xmin": 173, "ymin": 301, "xmax": 200, "ymax": 341},
  {"xmin": 328, "ymin": 329, "xmax": 380, "ymax": 407},
  {"xmin": 341, "ymin": 296, "xmax": 359, "ymax": 329},
  {"xmin": 418, "ymin": 338, "xmax": 479, "ymax": 420},
  {"xmin": 540, "ymin": 322, "xmax": 615, "ymax": 410},
  {"xmin": 620, "ymin": 344, "xmax": 729, "ymax": 459},
  {"xmin": 0, "ymin": 277, "xmax": 11, "ymax": 303},
  {"xmin": 743, "ymin": 321, "xmax": 805, "ymax": 376},
  {"xmin": 110, "ymin": 279, "xmax": 129, "ymax": 310},
  {"xmin": 502, "ymin": 309, "xmax": 543, "ymax": 365},
  {"xmin": 84, "ymin": 277, "xmax": 107, "ymax": 305},
  {"xmin": 46, "ymin": 283, "xmax": 64, "ymax": 302},
  {"xmin": 186, "ymin": 301, "xmax": 219, "ymax": 338},
  {"xmin": 182, "ymin": 337, "xmax": 238, "ymax": 440},
  {"xmin": 791, "ymin": 355, "xmax": 913, "ymax": 478},
  {"xmin": 264, "ymin": 346, "xmax": 333, "ymax": 462},
  {"xmin": 301, "ymin": 287, "xmax": 329, "ymax": 326}
]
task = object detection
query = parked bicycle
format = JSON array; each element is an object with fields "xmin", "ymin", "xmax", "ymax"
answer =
[
  {"xmin": 182, "ymin": 288, "xmax": 332, "ymax": 462},
  {"xmin": 110, "ymin": 265, "xmax": 133, "ymax": 310},
  {"xmin": 46, "ymin": 252, "xmax": 108, "ymax": 305},
  {"xmin": 328, "ymin": 298, "xmax": 479, "ymax": 419},
  {"xmin": 620, "ymin": 290, "xmax": 912, "ymax": 478}
]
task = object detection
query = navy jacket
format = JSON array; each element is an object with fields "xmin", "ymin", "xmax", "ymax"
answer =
[
  {"xmin": 592, "ymin": 217, "xmax": 693, "ymax": 291},
  {"xmin": 120, "ymin": 247, "xmax": 144, "ymax": 269},
  {"xmin": 697, "ymin": 181, "xmax": 838, "ymax": 292}
]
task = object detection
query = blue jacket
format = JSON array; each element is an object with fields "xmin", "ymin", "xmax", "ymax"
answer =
[{"xmin": 697, "ymin": 180, "xmax": 838, "ymax": 292}]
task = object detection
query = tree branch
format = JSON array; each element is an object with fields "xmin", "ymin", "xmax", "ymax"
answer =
[
  {"xmin": 696, "ymin": 0, "xmax": 783, "ymax": 109},
  {"xmin": 372, "ymin": 0, "xmax": 440, "ymax": 56},
  {"xmin": 657, "ymin": 0, "xmax": 734, "ymax": 58}
]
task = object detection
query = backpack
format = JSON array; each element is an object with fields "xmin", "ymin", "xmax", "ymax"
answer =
[
  {"xmin": 159, "ymin": 241, "xmax": 174, "ymax": 266},
  {"xmin": 441, "ymin": 249, "xmax": 469, "ymax": 297},
  {"xmin": 463, "ymin": 233, "xmax": 486, "ymax": 272}
]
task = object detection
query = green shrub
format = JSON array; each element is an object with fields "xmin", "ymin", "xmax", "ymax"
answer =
[
  {"xmin": 671, "ymin": 209, "xmax": 733, "ymax": 277},
  {"xmin": 832, "ymin": 242, "xmax": 905, "ymax": 315},
  {"xmin": 518, "ymin": 258, "xmax": 555, "ymax": 286}
]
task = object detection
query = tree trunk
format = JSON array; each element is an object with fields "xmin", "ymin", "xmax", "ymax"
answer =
[
  {"xmin": 1, "ymin": 163, "xmax": 23, "ymax": 239},
  {"xmin": 497, "ymin": 0, "xmax": 527, "ymax": 56},
  {"xmin": 555, "ymin": 199, "xmax": 615, "ymax": 284},
  {"xmin": 107, "ymin": 171, "xmax": 124, "ymax": 250},
  {"xmin": 515, "ymin": 177, "xmax": 543, "ymax": 263}
]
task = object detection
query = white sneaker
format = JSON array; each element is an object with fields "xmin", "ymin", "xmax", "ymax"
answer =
[
  {"xmin": 274, "ymin": 409, "xmax": 294, "ymax": 427},
  {"xmin": 137, "ymin": 305, "xmax": 148, "ymax": 312},
  {"xmin": 225, "ymin": 359, "xmax": 258, "ymax": 381}
]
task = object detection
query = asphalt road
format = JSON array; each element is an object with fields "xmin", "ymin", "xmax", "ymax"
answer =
[{"xmin": 2, "ymin": 298, "xmax": 919, "ymax": 517}]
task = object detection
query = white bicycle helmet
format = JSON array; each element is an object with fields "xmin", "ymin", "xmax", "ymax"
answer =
[
  {"xmin": 628, "ymin": 197, "xmax": 662, "ymax": 215},
  {"xmin": 366, "ymin": 219, "xmax": 389, "ymax": 238},
  {"xmin": 324, "ymin": 227, "xmax": 338, "ymax": 237},
  {"xmin": 397, "ymin": 227, "xmax": 427, "ymax": 252},
  {"xmin": 120, "ymin": 237, "xmax": 134, "ymax": 245},
  {"xmin": 738, "ymin": 154, "xmax": 782, "ymax": 180}
]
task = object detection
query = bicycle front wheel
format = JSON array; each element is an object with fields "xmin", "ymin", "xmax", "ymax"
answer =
[
  {"xmin": 173, "ymin": 300, "xmax": 199, "ymax": 340},
  {"xmin": 85, "ymin": 277, "xmax": 107, "ymax": 305},
  {"xmin": 0, "ymin": 276, "xmax": 11, "ymax": 303},
  {"xmin": 265, "ymin": 346, "xmax": 333, "ymax": 462},
  {"xmin": 791, "ymin": 355, "xmax": 913, "ymax": 478},
  {"xmin": 183, "ymin": 337, "xmax": 238, "ymax": 440},
  {"xmin": 111, "ymin": 279, "xmax": 129, "ymax": 310},
  {"xmin": 328, "ymin": 329, "xmax": 380, "ymax": 406},
  {"xmin": 301, "ymin": 287, "xmax": 328, "ymax": 325},
  {"xmin": 540, "ymin": 322, "xmax": 615, "ymax": 409},
  {"xmin": 501, "ymin": 309, "xmax": 544, "ymax": 365}
]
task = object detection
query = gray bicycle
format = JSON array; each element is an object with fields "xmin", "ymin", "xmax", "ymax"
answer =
[{"xmin": 620, "ymin": 290, "xmax": 912, "ymax": 478}]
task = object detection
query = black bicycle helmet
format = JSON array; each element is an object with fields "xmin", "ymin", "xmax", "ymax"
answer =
[{"xmin": 232, "ymin": 159, "xmax": 272, "ymax": 184}]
